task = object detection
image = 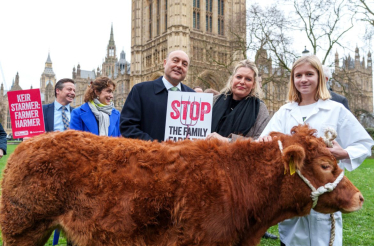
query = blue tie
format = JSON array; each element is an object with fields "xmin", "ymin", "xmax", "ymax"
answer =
[{"xmin": 61, "ymin": 106, "xmax": 69, "ymax": 130}]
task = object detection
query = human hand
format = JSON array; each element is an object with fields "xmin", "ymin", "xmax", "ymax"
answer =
[
  {"xmin": 206, "ymin": 132, "xmax": 230, "ymax": 143},
  {"xmin": 0, "ymin": 149, "xmax": 3, "ymax": 159},
  {"xmin": 256, "ymin": 135, "xmax": 273, "ymax": 143},
  {"xmin": 328, "ymin": 140, "xmax": 349, "ymax": 160}
]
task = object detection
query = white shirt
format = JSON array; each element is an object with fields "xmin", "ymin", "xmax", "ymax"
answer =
[
  {"xmin": 162, "ymin": 76, "xmax": 181, "ymax": 91},
  {"xmin": 299, "ymin": 102, "xmax": 317, "ymax": 122},
  {"xmin": 260, "ymin": 99, "xmax": 374, "ymax": 246}
]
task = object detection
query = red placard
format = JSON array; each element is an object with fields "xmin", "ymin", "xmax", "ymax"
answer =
[{"xmin": 7, "ymin": 89, "xmax": 45, "ymax": 138}]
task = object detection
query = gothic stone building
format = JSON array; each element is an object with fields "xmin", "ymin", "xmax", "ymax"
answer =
[
  {"xmin": 42, "ymin": 25, "xmax": 131, "ymax": 112},
  {"xmin": 130, "ymin": 0, "xmax": 246, "ymax": 90},
  {"xmin": 331, "ymin": 48, "xmax": 373, "ymax": 116}
]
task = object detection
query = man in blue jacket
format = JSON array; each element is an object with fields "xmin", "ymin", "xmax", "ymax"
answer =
[{"xmin": 120, "ymin": 50, "xmax": 195, "ymax": 142}]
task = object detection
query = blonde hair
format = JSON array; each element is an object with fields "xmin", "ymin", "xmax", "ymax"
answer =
[
  {"xmin": 220, "ymin": 60, "xmax": 263, "ymax": 99},
  {"xmin": 287, "ymin": 55, "xmax": 331, "ymax": 103}
]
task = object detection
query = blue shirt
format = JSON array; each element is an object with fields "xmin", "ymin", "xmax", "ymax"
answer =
[{"xmin": 53, "ymin": 101, "xmax": 71, "ymax": 132}]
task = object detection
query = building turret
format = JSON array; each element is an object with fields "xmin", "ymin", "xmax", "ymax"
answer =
[
  {"xmin": 362, "ymin": 57, "xmax": 365, "ymax": 69},
  {"xmin": 77, "ymin": 64, "xmax": 81, "ymax": 78},
  {"xmin": 73, "ymin": 66, "xmax": 76, "ymax": 79},
  {"xmin": 97, "ymin": 67, "xmax": 101, "ymax": 77},
  {"xmin": 368, "ymin": 51, "xmax": 372, "ymax": 73},
  {"xmin": 15, "ymin": 72, "xmax": 19, "ymax": 85},
  {"xmin": 0, "ymin": 83, "xmax": 3, "ymax": 100},
  {"xmin": 10, "ymin": 73, "xmax": 22, "ymax": 91},
  {"xmin": 355, "ymin": 46, "xmax": 360, "ymax": 68},
  {"xmin": 102, "ymin": 25, "xmax": 118, "ymax": 78},
  {"xmin": 107, "ymin": 24, "xmax": 116, "ymax": 59},
  {"xmin": 40, "ymin": 53, "xmax": 56, "ymax": 94}
]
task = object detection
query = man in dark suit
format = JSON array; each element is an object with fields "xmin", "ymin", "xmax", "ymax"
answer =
[
  {"xmin": 43, "ymin": 78, "xmax": 76, "ymax": 132},
  {"xmin": 120, "ymin": 50, "xmax": 195, "ymax": 142},
  {"xmin": 323, "ymin": 65, "xmax": 350, "ymax": 110}
]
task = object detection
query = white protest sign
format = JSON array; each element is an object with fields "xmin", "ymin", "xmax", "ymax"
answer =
[{"xmin": 164, "ymin": 92, "xmax": 213, "ymax": 141}]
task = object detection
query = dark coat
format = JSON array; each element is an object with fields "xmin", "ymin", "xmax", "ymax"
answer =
[
  {"xmin": 70, "ymin": 102, "xmax": 121, "ymax": 137},
  {"xmin": 330, "ymin": 90, "xmax": 350, "ymax": 111},
  {"xmin": 43, "ymin": 102, "xmax": 74, "ymax": 132},
  {"xmin": 120, "ymin": 76, "xmax": 194, "ymax": 142},
  {"xmin": 0, "ymin": 123, "xmax": 7, "ymax": 155}
]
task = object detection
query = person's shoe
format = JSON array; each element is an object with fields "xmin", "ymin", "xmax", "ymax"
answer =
[{"xmin": 262, "ymin": 231, "xmax": 278, "ymax": 240}]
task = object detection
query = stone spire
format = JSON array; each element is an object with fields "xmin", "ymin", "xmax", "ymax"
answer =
[
  {"xmin": 109, "ymin": 24, "xmax": 115, "ymax": 47},
  {"xmin": 15, "ymin": 72, "xmax": 19, "ymax": 85},
  {"xmin": 106, "ymin": 24, "xmax": 116, "ymax": 59}
]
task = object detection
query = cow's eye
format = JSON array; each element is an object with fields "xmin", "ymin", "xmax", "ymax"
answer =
[{"xmin": 321, "ymin": 164, "xmax": 330, "ymax": 170}]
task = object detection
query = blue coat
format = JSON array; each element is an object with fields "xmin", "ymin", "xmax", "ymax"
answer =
[
  {"xmin": 43, "ymin": 102, "xmax": 74, "ymax": 132},
  {"xmin": 120, "ymin": 76, "xmax": 195, "ymax": 142},
  {"xmin": 70, "ymin": 102, "xmax": 121, "ymax": 137}
]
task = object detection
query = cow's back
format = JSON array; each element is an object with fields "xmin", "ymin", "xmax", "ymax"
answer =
[{"xmin": 0, "ymin": 131, "xmax": 236, "ymax": 245}]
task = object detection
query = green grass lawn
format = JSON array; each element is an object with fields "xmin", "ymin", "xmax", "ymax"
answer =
[{"xmin": 0, "ymin": 144, "xmax": 373, "ymax": 245}]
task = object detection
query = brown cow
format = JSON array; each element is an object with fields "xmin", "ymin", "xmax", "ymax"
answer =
[{"xmin": 0, "ymin": 125, "xmax": 363, "ymax": 246}]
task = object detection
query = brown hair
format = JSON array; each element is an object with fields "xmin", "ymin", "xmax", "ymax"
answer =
[
  {"xmin": 84, "ymin": 77, "xmax": 116, "ymax": 103},
  {"xmin": 287, "ymin": 55, "xmax": 331, "ymax": 103}
]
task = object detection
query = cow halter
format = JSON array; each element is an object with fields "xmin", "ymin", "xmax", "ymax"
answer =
[{"xmin": 278, "ymin": 140, "xmax": 345, "ymax": 208}]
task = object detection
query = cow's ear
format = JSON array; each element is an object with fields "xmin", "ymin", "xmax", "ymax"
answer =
[{"xmin": 282, "ymin": 144, "xmax": 306, "ymax": 175}]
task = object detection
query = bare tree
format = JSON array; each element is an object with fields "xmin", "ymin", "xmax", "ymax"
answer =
[
  {"xmin": 244, "ymin": 0, "xmax": 361, "ymax": 114},
  {"xmin": 355, "ymin": 0, "xmax": 374, "ymax": 25},
  {"xmin": 290, "ymin": 0, "xmax": 357, "ymax": 64}
]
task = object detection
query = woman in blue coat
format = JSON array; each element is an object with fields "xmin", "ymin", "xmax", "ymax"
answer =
[{"xmin": 70, "ymin": 77, "xmax": 121, "ymax": 137}]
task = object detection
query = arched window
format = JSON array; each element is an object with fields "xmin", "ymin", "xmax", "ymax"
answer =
[
  {"xmin": 156, "ymin": 0, "xmax": 160, "ymax": 36},
  {"xmin": 206, "ymin": 0, "xmax": 212, "ymax": 32},
  {"xmin": 193, "ymin": 0, "xmax": 200, "ymax": 30},
  {"xmin": 218, "ymin": 0, "xmax": 224, "ymax": 35},
  {"xmin": 164, "ymin": 0, "xmax": 168, "ymax": 32},
  {"xmin": 149, "ymin": 2, "xmax": 153, "ymax": 39}
]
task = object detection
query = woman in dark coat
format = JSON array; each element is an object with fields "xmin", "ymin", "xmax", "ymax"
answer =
[{"xmin": 206, "ymin": 59, "xmax": 269, "ymax": 142}]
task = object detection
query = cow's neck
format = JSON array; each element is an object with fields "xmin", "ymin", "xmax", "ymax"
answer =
[{"xmin": 223, "ymin": 141, "xmax": 314, "ymax": 235}]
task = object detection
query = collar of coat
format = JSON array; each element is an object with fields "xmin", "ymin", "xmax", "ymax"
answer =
[{"xmin": 283, "ymin": 99, "xmax": 333, "ymax": 111}]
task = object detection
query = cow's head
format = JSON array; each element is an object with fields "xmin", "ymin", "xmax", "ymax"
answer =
[{"xmin": 270, "ymin": 124, "xmax": 364, "ymax": 214}]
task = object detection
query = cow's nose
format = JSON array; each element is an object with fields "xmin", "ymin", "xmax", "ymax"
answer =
[{"xmin": 359, "ymin": 194, "xmax": 364, "ymax": 203}]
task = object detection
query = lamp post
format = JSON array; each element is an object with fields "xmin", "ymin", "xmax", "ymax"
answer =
[{"xmin": 302, "ymin": 46, "xmax": 310, "ymax": 56}]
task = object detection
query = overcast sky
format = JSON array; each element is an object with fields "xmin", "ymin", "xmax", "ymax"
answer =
[
  {"xmin": 0, "ymin": 0, "xmax": 370, "ymax": 91},
  {"xmin": 0, "ymin": 0, "xmax": 132, "ymax": 90}
]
